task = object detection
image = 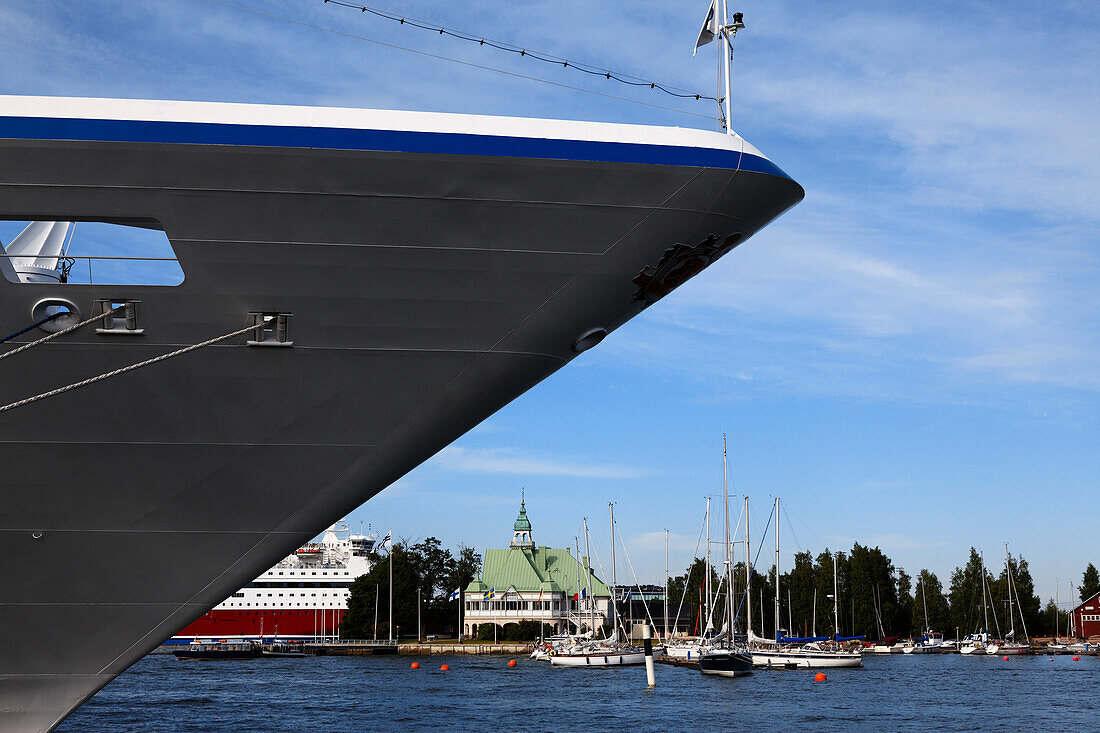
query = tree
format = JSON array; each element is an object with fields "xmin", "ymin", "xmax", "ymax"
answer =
[
  {"xmin": 914, "ymin": 570, "xmax": 950, "ymax": 636},
  {"xmin": 988, "ymin": 551, "xmax": 1040, "ymax": 639},
  {"xmin": 895, "ymin": 568, "xmax": 913, "ymax": 637},
  {"xmin": 477, "ymin": 623, "xmax": 502, "ymax": 641},
  {"xmin": 1038, "ymin": 598, "xmax": 1070, "ymax": 638},
  {"xmin": 846, "ymin": 543, "xmax": 899, "ymax": 640},
  {"xmin": 948, "ymin": 548, "xmax": 988, "ymax": 637},
  {"xmin": 1082, "ymin": 563, "xmax": 1100, "ymax": 601},
  {"xmin": 341, "ymin": 538, "xmax": 479, "ymax": 639},
  {"xmin": 341, "ymin": 544, "xmax": 421, "ymax": 639},
  {"xmin": 667, "ymin": 558, "xmax": 720, "ymax": 635},
  {"xmin": 786, "ymin": 551, "xmax": 816, "ymax": 637}
]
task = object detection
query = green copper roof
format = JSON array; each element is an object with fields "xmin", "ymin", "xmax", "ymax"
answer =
[
  {"xmin": 513, "ymin": 500, "xmax": 532, "ymax": 532},
  {"xmin": 464, "ymin": 545, "xmax": 610, "ymax": 596}
]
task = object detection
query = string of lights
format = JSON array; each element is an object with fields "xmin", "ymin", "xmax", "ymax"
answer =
[
  {"xmin": 205, "ymin": 0, "xmax": 718, "ymax": 121},
  {"xmin": 321, "ymin": 0, "xmax": 719, "ymax": 104}
]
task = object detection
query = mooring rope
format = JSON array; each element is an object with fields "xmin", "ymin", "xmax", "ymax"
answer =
[
  {"xmin": 0, "ymin": 307, "xmax": 121, "ymax": 363},
  {"xmin": 0, "ymin": 311, "xmax": 65, "ymax": 345},
  {"xmin": 0, "ymin": 321, "xmax": 259, "ymax": 414}
]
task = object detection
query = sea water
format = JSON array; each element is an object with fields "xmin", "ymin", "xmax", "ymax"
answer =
[{"xmin": 59, "ymin": 652, "xmax": 1097, "ymax": 731}]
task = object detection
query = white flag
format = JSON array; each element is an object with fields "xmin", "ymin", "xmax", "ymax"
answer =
[
  {"xmin": 449, "ymin": 588, "xmax": 461, "ymax": 601},
  {"xmin": 377, "ymin": 531, "xmax": 392, "ymax": 551},
  {"xmin": 693, "ymin": 0, "xmax": 719, "ymax": 57}
]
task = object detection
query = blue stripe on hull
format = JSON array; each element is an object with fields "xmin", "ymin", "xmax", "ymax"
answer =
[{"xmin": 0, "ymin": 116, "xmax": 793, "ymax": 180}]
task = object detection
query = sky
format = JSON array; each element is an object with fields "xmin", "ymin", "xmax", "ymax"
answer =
[{"xmin": 3, "ymin": 1, "xmax": 1097, "ymax": 608}]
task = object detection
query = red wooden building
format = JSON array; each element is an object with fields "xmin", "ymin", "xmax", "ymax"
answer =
[{"xmin": 1071, "ymin": 590, "xmax": 1100, "ymax": 638}]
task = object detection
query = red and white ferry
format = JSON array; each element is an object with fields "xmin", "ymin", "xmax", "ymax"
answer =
[{"xmin": 170, "ymin": 523, "xmax": 376, "ymax": 644}]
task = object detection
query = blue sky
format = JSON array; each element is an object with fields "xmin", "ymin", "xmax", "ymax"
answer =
[{"xmin": 4, "ymin": 1, "xmax": 1097, "ymax": 607}]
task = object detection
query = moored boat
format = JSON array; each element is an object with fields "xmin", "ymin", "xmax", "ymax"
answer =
[{"xmin": 172, "ymin": 640, "xmax": 261, "ymax": 660}]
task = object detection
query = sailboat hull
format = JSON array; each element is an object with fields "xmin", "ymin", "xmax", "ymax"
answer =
[
  {"xmin": 752, "ymin": 649, "xmax": 863, "ymax": 668},
  {"xmin": 549, "ymin": 650, "xmax": 651, "ymax": 667},
  {"xmin": 698, "ymin": 650, "xmax": 753, "ymax": 677}
]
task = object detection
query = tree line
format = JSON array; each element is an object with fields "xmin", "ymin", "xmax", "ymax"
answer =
[
  {"xmin": 668, "ymin": 545, "xmax": 1097, "ymax": 640},
  {"xmin": 340, "ymin": 537, "xmax": 480, "ymax": 639}
]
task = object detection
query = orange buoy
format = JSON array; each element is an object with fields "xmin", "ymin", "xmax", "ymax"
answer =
[
  {"xmin": 1002, "ymin": 656, "xmax": 1009, "ymax": 661},
  {"xmin": 814, "ymin": 672, "xmax": 827, "ymax": 682},
  {"xmin": 410, "ymin": 662, "xmax": 419, "ymax": 670},
  {"xmin": 1073, "ymin": 656, "xmax": 1081, "ymax": 661},
  {"xmin": 508, "ymin": 659, "xmax": 517, "ymax": 667},
  {"xmin": 440, "ymin": 664, "xmax": 450, "ymax": 671}
]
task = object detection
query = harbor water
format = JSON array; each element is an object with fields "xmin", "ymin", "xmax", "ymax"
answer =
[{"xmin": 59, "ymin": 652, "xmax": 1097, "ymax": 731}]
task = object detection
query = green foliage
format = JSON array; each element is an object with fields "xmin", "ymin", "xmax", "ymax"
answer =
[
  {"xmin": 987, "ymin": 552, "xmax": 1041, "ymax": 639},
  {"xmin": 341, "ymin": 539, "xmax": 482, "ymax": 639},
  {"xmin": 1038, "ymin": 598, "xmax": 1070, "ymax": 637},
  {"xmin": 895, "ymin": 568, "xmax": 913, "ymax": 637},
  {"xmin": 914, "ymin": 570, "xmax": 950, "ymax": 635},
  {"xmin": 1082, "ymin": 563, "xmax": 1100, "ymax": 601},
  {"xmin": 947, "ymin": 548, "xmax": 987, "ymax": 636},
  {"xmin": 477, "ymin": 622, "xmax": 502, "ymax": 641},
  {"xmin": 667, "ymin": 557, "xmax": 721, "ymax": 635}
]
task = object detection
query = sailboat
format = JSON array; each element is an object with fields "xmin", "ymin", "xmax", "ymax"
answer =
[
  {"xmin": 902, "ymin": 576, "xmax": 944, "ymax": 653},
  {"xmin": 550, "ymin": 504, "xmax": 648, "ymax": 667},
  {"xmin": 960, "ymin": 549, "xmax": 996, "ymax": 655},
  {"xmin": 999, "ymin": 543, "xmax": 1031, "ymax": 655},
  {"xmin": 698, "ymin": 437, "xmax": 753, "ymax": 677},
  {"xmin": 751, "ymin": 499, "xmax": 862, "ymax": 669},
  {"xmin": 666, "ymin": 499, "xmax": 719, "ymax": 660}
]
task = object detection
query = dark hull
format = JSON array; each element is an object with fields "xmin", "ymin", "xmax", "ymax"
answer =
[
  {"xmin": 699, "ymin": 651, "xmax": 754, "ymax": 677},
  {"xmin": 0, "ymin": 96, "xmax": 802, "ymax": 732}
]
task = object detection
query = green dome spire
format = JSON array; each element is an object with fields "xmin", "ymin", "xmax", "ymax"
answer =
[{"xmin": 513, "ymin": 499, "xmax": 532, "ymax": 532}]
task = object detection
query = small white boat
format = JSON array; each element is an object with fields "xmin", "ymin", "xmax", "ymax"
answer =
[
  {"xmin": 549, "ymin": 646, "xmax": 654, "ymax": 667},
  {"xmin": 752, "ymin": 645, "xmax": 863, "ymax": 669},
  {"xmin": 665, "ymin": 639, "xmax": 714, "ymax": 660}
]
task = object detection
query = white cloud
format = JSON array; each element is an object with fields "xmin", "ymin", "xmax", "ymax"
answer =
[
  {"xmin": 628, "ymin": 530, "xmax": 702, "ymax": 555},
  {"xmin": 432, "ymin": 446, "xmax": 646, "ymax": 479}
]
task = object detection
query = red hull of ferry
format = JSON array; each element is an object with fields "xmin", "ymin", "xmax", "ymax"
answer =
[{"xmin": 175, "ymin": 609, "xmax": 345, "ymax": 639}]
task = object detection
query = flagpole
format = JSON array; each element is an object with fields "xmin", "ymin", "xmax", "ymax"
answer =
[
  {"xmin": 720, "ymin": 0, "xmax": 732, "ymax": 133},
  {"xmin": 388, "ymin": 529, "xmax": 393, "ymax": 642}
]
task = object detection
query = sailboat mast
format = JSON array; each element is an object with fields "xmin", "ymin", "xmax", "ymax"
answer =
[
  {"xmin": 812, "ymin": 588, "xmax": 817, "ymax": 637},
  {"xmin": 980, "ymin": 549, "xmax": 989, "ymax": 635},
  {"xmin": 1005, "ymin": 544, "xmax": 1015, "ymax": 640},
  {"xmin": 583, "ymin": 517, "xmax": 595, "ymax": 636},
  {"xmin": 921, "ymin": 575, "xmax": 930, "ymax": 635},
  {"xmin": 664, "ymin": 529, "xmax": 670, "ymax": 642},
  {"xmin": 704, "ymin": 496, "xmax": 712, "ymax": 632},
  {"xmin": 723, "ymin": 435, "xmax": 732, "ymax": 649},
  {"xmin": 575, "ymin": 537, "xmax": 582, "ymax": 635},
  {"xmin": 774, "ymin": 497, "xmax": 780, "ymax": 642},
  {"xmin": 832, "ymin": 552, "xmax": 840, "ymax": 640},
  {"xmin": 744, "ymin": 496, "xmax": 751, "ymax": 641},
  {"xmin": 609, "ymin": 503, "xmax": 617, "ymax": 639},
  {"xmin": 388, "ymin": 528, "xmax": 393, "ymax": 642}
]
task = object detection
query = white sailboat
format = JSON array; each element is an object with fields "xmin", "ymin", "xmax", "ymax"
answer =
[
  {"xmin": 999, "ymin": 543, "xmax": 1031, "ymax": 655},
  {"xmin": 751, "ymin": 499, "xmax": 862, "ymax": 669},
  {"xmin": 698, "ymin": 437, "xmax": 753, "ymax": 677},
  {"xmin": 665, "ymin": 498, "xmax": 719, "ymax": 660},
  {"xmin": 550, "ymin": 504, "xmax": 650, "ymax": 667},
  {"xmin": 902, "ymin": 576, "xmax": 944, "ymax": 653}
]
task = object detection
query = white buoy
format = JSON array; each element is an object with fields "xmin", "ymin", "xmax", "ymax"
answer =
[{"xmin": 643, "ymin": 625, "xmax": 656, "ymax": 687}]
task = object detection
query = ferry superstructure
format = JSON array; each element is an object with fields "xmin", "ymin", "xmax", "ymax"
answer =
[
  {"xmin": 171, "ymin": 523, "xmax": 374, "ymax": 643},
  {"xmin": 0, "ymin": 94, "xmax": 803, "ymax": 732}
]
